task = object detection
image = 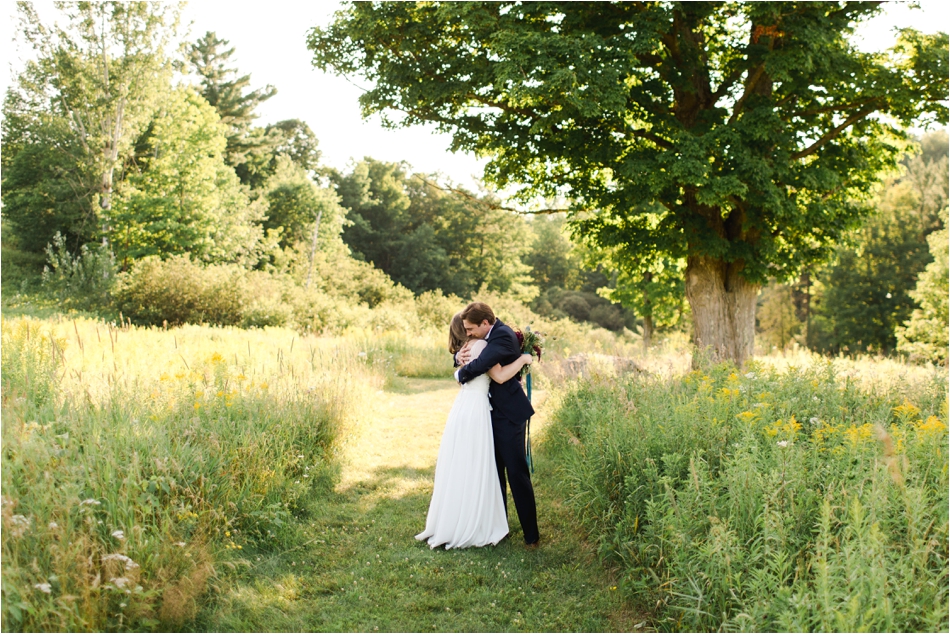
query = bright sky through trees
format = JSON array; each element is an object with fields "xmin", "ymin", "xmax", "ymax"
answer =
[{"xmin": 2, "ymin": 0, "xmax": 946, "ymax": 190}]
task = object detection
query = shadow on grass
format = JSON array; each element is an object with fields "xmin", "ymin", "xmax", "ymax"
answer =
[{"xmin": 193, "ymin": 456, "xmax": 641, "ymax": 633}]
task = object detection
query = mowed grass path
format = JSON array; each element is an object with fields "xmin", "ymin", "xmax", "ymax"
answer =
[{"xmin": 193, "ymin": 377, "xmax": 642, "ymax": 632}]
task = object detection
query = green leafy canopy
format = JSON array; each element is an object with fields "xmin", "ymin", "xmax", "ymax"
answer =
[{"xmin": 309, "ymin": 2, "xmax": 948, "ymax": 284}]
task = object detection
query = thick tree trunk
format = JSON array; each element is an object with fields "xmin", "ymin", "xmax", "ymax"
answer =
[
  {"xmin": 685, "ymin": 256, "xmax": 759, "ymax": 367},
  {"xmin": 642, "ymin": 314, "xmax": 653, "ymax": 355}
]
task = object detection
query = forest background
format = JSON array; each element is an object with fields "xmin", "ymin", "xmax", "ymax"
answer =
[{"xmin": 1, "ymin": 1, "xmax": 947, "ymax": 363}]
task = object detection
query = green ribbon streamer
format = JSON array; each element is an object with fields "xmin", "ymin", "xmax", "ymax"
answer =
[{"xmin": 526, "ymin": 370, "xmax": 534, "ymax": 474}]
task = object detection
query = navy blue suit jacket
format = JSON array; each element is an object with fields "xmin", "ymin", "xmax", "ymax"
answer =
[{"xmin": 457, "ymin": 319, "xmax": 535, "ymax": 423}]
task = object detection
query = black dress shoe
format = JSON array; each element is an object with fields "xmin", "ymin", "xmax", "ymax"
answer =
[{"xmin": 524, "ymin": 540, "xmax": 540, "ymax": 550}]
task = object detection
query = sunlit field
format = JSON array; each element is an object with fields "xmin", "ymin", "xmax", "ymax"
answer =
[
  {"xmin": 0, "ymin": 313, "xmax": 640, "ymax": 632},
  {"xmin": 3, "ymin": 311, "xmax": 947, "ymax": 632},
  {"xmin": 1, "ymin": 315, "xmax": 388, "ymax": 630},
  {"xmin": 547, "ymin": 356, "xmax": 949, "ymax": 632}
]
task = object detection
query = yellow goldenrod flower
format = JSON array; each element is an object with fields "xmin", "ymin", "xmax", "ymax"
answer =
[
  {"xmin": 893, "ymin": 400, "xmax": 921, "ymax": 421},
  {"xmin": 737, "ymin": 411, "xmax": 758, "ymax": 425},
  {"xmin": 843, "ymin": 423, "xmax": 874, "ymax": 446},
  {"xmin": 916, "ymin": 415, "xmax": 948, "ymax": 435}
]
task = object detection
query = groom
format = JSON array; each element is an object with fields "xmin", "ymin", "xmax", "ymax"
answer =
[{"xmin": 454, "ymin": 302, "xmax": 540, "ymax": 548}]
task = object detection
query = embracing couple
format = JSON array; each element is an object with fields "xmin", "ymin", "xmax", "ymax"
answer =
[{"xmin": 415, "ymin": 302, "xmax": 541, "ymax": 550}]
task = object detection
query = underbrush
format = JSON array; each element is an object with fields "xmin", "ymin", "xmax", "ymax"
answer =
[
  {"xmin": 0, "ymin": 317, "xmax": 381, "ymax": 631},
  {"xmin": 546, "ymin": 359, "xmax": 949, "ymax": 632}
]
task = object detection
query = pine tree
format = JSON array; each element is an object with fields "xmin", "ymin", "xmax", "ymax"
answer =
[{"xmin": 188, "ymin": 31, "xmax": 279, "ymax": 181}]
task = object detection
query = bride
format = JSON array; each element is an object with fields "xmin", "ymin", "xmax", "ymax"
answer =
[{"xmin": 415, "ymin": 313, "xmax": 533, "ymax": 549}]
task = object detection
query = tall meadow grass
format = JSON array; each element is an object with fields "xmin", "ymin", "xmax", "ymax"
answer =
[
  {"xmin": 1, "ymin": 316, "xmax": 382, "ymax": 631},
  {"xmin": 546, "ymin": 358, "xmax": 949, "ymax": 632}
]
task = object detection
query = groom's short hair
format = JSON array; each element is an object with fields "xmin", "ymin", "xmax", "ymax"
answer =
[{"xmin": 461, "ymin": 302, "xmax": 495, "ymax": 325}]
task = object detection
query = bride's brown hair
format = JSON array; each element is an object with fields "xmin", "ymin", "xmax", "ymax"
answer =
[{"xmin": 448, "ymin": 313, "xmax": 470, "ymax": 354}]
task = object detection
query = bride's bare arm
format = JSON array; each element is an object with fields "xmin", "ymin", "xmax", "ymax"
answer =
[{"xmin": 487, "ymin": 354, "xmax": 533, "ymax": 384}]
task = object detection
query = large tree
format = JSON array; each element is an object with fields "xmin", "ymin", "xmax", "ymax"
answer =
[
  {"xmin": 112, "ymin": 87, "xmax": 264, "ymax": 265},
  {"xmin": 4, "ymin": 1, "xmax": 179, "ymax": 251},
  {"xmin": 309, "ymin": 1, "xmax": 948, "ymax": 364}
]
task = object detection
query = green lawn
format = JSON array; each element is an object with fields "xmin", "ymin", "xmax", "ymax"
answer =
[{"xmin": 193, "ymin": 377, "xmax": 643, "ymax": 632}]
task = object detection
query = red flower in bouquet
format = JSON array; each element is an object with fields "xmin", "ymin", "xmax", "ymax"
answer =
[{"xmin": 514, "ymin": 327, "xmax": 544, "ymax": 377}]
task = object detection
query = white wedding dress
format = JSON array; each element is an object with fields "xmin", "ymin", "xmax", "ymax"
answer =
[{"xmin": 416, "ymin": 340, "xmax": 509, "ymax": 549}]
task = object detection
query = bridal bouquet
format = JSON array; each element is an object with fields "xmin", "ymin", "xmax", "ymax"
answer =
[{"xmin": 514, "ymin": 326, "xmax": 544, "ymax": 378}]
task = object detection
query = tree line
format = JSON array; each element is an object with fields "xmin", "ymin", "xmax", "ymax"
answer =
[
  {"xmin": 0, "ymin": 2, "xmax": 638, "ymax": 334},
  {"xmin": 2, "ymin": 2, "xmax": 947, "ymax": 364}
]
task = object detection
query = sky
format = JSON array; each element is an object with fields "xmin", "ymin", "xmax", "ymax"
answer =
[{"xmin": 2, "ymin": 0, "xmax": 948, "ymax": 190}]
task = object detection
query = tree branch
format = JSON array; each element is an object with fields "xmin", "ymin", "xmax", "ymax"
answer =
[
  {"xmin": 791, "ymin": 108, "xmax": 875, "ymax": 160},
  {"xmin": 792, "ymin": 97, "xmax": 879, "ymax": 118},
  {"xmin": 727, "ymin": 63, "xmax": 765, "ymax": 125},
  {"xmin": 631, "ymin": 127, "xmax": 673, "ymax": 149},
  {"xmin": 413, "ymin": 174, "xmax": 572, "ymax": 215}
]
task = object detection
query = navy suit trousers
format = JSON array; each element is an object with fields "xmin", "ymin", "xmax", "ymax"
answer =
[{"xmin": 491, "ymin": 411, "xmax": 539, "ymax": 544}]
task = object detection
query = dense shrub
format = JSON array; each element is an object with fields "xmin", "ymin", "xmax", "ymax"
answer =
[
  {"xmin": 308, "ymin": 251, "xmax": 413, "ymax": 308},
  {"xmin": 41, "ymin": 232, "xmax": 117, "ymax": 309},
  {"xmin": 547, "ymin": 361, "xmax": 949, "ymax": 632},
  {"xmin": 113, "ymin": 256, "xmax": 250, "ymax": 327},
  {"xmin": 532, "ymin": 288, "xmax": 634, "ymax": 333},
  {"xmin": 413, "ymin": 289, "xmax": 465, "ymax": 330}
]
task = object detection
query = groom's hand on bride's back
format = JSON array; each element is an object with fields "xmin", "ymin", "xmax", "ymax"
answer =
[{"xmin": 456, "ymin": 345, "xmax": 474, "ymax": 365}]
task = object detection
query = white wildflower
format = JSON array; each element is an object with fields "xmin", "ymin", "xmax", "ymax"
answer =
[
  {"xmin": 175, "ymin": 541, "xmax": 186, "ymax": 547},
  {"xmin": 102, "ymin": 553, "xmax": 139, "ymax": 570},
  {"xmin": 745, "ymin": 372, "xmax": 756, "ymax": 380},
  {"xmin": 111, "ymin": 577, "xmax": 130, "ymax": 589},
  {"xmin": 112, "ymin": 530, "xmax": 125, "ymax": 540},
  {"xmin": 80, "ymin": 499, "xmax": 101, "ymax": 506},
  {"xmin": 777, "ymin": 440, "xmax": 790, "ymax": 448},
  {"xmin": 33, "ymin": 583, "xmax": 52, "ymax": 594},
  {"xmin": 9, "ymin": 514, "xmax": 31, "ymax": 537},
  {"xmin": 49, "ymin": 522, "xmax": 59, "ymax": 529},
  {"xmin": 812, "ymin": 396, "xmax": 819, "ymax": 401},
  {"xmin": 810, "ymin": 417, "xmax": 820, "ymax": 425}
]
